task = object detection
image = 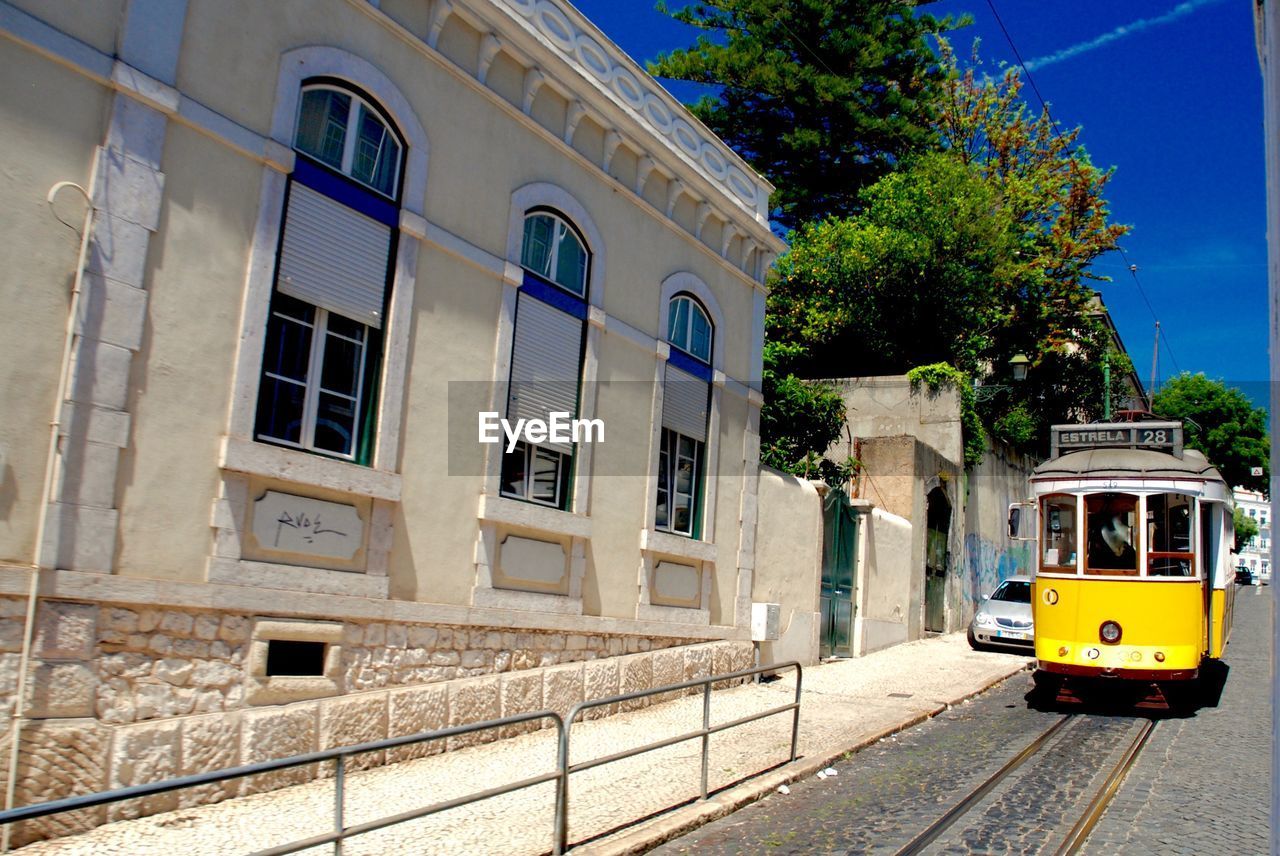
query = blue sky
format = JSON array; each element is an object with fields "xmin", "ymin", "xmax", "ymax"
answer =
[{"xmin": 569, "ymin": 0, "xmax": 1269, "ymax": 408}]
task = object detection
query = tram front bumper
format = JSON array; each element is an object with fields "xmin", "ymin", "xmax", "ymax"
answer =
[{"xmin": 1037, "ymin": 660, "xmax": 1198, "ymax": 681}]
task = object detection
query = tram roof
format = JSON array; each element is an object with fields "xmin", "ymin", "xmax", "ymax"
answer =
[{"xmin": 1032, "ymin": 447, "xmax": 1226, "ymax": 484}]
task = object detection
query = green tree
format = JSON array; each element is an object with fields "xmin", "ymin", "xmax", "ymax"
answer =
[
  {"xmin": 767, "ymin": 151, "xmax": 1129, "ymax": 461},
  {"xmin": 649, "ymin": 0, "xmax": 960, "ymax": 229},
  {"xmin": 934, "ymin": 40, "xmax": 1131, "ymax": 451},
  {"xmin": 1151, "ymin": 373, "xmax": 1270, "ymax": 493},
  {"xmin": 1233, "ymin": 506, "xmax": 1260, "ymax": 552},
  {"xmin": 759, "ymin": 342, "xmax": 848, "ymax": 479},
  {"xmin": 768, "ymin": 153, "xmax": 1016, "ymax": 379}
]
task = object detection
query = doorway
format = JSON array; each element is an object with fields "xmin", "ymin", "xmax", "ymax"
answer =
[
  {"xmin": 820, "ymin": 487, "xmax": 858, "ymax": 658},
  {"xmin": 925, "ymin": 486, "xmax": 951, "ymax": 633}
]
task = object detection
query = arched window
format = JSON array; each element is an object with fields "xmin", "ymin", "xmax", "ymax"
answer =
[
  {"xmin": 520, "ymin": 210, "xmax": 588, "ymax": 297},
  {"xmin": 658, "ymin": 294, "xmax": 713, "ymax": 537},
  {"xmin": 294, "ymin": 84, "xmax": 402, "ymax": 197},
  {"xmin": 501, "ymin": 209, "xmax": 591, "ymax": 509},
  {"xmin": 666, "ymin": 294, "xmax": 712, "ymax": 363},
  {"xmin": 254, "ymin": 81, "xmax": 404, "ymax": 465}
]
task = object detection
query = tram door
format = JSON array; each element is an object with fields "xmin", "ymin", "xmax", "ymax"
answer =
[
  {"xmin": 820, "ymin": 487, "xmax": 858, "ymax": 658},
  {"xmin": 925, "ymin": 487, "xmax": 951, "ymax": 633}
]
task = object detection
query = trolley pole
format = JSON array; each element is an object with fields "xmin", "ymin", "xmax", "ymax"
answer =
[{"xmin": 1102, "ymin": 353, "xmax": 1111, "ymax": 421}]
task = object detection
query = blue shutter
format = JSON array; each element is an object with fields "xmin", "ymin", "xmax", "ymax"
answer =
[
  {"xmin": 277, "ymin": 182, "xmax": 392, "ymax": 328},
  {"xmin": 508, "ymin": 293, "xmax": 584, "ymax": 454},
  {"xmin": 663, "ymin": 363, "xmax": 708, "ymax": 442}
]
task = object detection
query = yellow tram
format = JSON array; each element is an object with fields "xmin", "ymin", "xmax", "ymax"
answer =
[{"xmin": 1024, "ymin": 422, "xmax": 1235, "ymax": 687}]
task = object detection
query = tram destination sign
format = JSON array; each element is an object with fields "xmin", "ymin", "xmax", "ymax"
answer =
[{"xmin": 1050, "ymin": 422, "xmax": 1184, "ymax": 458}]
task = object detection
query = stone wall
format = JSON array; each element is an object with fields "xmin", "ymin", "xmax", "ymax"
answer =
[{"xmin": 0, "ymin": 596, "xmax": 752, "ymax": 845}]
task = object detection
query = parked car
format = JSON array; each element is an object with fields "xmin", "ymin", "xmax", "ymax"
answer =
[
  {"xmin": 1235, "ymin": 566, "xmax": 1254, "ymax": 586},
  {"xmin": 968, "ymin": 575, "xmax": 1034, "ymax": 651}
]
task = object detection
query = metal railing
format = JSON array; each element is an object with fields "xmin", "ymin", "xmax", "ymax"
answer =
[
  {"xmin": 0, "ymin": 661, "xmax": 802, "ymax": 854},
  {"xmin": 555, "ymin": 660, "xmax": 802, "ymax": 851}
]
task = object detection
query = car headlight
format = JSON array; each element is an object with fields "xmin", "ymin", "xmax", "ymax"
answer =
[{"xmin": 974, "ymin": 612, "xmax": 992, "ymax": 626}]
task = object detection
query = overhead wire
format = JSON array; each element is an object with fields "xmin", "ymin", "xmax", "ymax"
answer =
[{"xmin": 984, "ymin": 0, "xmax": 1183, "ymax": 391}]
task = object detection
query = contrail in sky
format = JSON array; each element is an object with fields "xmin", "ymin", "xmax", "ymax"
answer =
[{"xmin": 1023, "ymin": 0, "xmax": 1228, "ymax": 71}]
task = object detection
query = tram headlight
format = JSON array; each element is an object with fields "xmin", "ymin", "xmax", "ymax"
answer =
[{"xmin": 1099, "ymin": 621, "xmax": 1123, "ymax": 645}]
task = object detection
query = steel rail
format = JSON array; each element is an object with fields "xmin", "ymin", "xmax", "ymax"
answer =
[
  {"xmin": 1053, "ymin": 718, "xmax": 1157, "ymax": 855},
  {"xmin": 0, "ymin": 663, "xmax": 803, "ymax": 855},
  {"xmin": 555, "ymin": 661, "xmax": 802, "ymax": 852},
  {"xmin": 893, "ymin": 715, "xmax": 1074, "ymax": 856}
]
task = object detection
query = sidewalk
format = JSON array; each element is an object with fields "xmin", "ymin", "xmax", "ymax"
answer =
[{"xmin": 15, "ymin": 634, "xmax": 1031, "ymax": 855}]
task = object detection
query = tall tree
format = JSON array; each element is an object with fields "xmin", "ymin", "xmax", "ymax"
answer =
[
  {"xmin": 932, "ymin": 40, "xmax": 1132, "ymax": 452},
  {"xmin": 767, "ymin": 152, "xmax": 1016, "ymax": 378},
  {"xmin": 649, "ymin": 0, "xmax": 959, "ymax": 230},
  {"xmin": 1151, "ymin": 373, "xmax": 1270, "ymax": 493}
]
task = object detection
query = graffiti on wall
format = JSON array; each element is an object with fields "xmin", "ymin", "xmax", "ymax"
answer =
[{"xmin": 963, "ymin": 533, "xmax": 1032, "ymax": 606}]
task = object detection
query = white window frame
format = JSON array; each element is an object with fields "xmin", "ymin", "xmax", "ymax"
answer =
[
  {"xmin": 666, "ymin": 294, "xmax": 713, "ymax": 363},
  {"xmin": 649, "ymin": 275, "xmax": 724, "ymax": 543},
  {"xmin": 226, "ymin": 49, "xmax": 428, "ymax": 483},
  {"xmin": 295, "ymin": 83, "xmax": 403, "ymax": 198},
  {"xmin": 473, "ymin": 184, "xmax": 606, "ymax": 613},
  {"xmin": 257, "ymin": 298, "xmax": 371, "ymax": 461},
  {"xmin": 483, "ymin": 184, "xmax": 606, "ymax": 512},
  {"xmin": 657, "ymin": 426, "xmax": 704, "ymax": 537},
  {"xmin": 520, "ymin": 210, "xmax": 588, "ymax": 297},
  {"xmin": 253, "ymin": 79, "xmax": 402, "ymax": 465},
  {"xmin": 501, "ymin": 440, "xmax": 573, "ymax": 510}
]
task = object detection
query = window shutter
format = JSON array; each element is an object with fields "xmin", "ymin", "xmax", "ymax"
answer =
[
  {"xmin": 277, "ymin": 182, "xmax": 392, "ymax": 328},
  {"xmin": 663, "ymin": 363, "xmax": 708, "ymax": 442},
  {"xmin": 508, "ymin": 293, "xmax": 584, "ymax": 453}
]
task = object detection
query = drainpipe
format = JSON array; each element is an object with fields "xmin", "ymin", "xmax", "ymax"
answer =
[{"xmin": 2, "ymin": 181, "xmax": 94, "ymax": 853}]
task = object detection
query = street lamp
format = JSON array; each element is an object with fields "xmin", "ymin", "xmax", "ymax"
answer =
[
  {"xmin": 1008, "ymin": 353, "xmax": 1030, "ymax": 383},
  {"xmin": 974, "ymin": 354, "xmax": 1030, "ymax": 402}
]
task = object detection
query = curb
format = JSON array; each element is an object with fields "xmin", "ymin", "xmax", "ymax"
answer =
[{"xmin": 573, "ymin": 660, "xmax": 1031, "ymax": 854}]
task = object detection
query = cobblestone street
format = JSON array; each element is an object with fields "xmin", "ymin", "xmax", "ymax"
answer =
[
  {"xmin": 1080, "ymin": 585, "xmax": 1272, "ymax": 855},
  {"xmin": 655, "ymin": 586, "xmax": 1273, "ymax": 855}
]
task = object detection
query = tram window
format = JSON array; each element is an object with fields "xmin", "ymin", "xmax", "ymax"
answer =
[
  {"xmin": 1086, "ymin": 493, "xmax": 1138, "ymax": 575},
  {"xmin": 1040, "ymin": 496, "xmax": 1077, "ymax": 571},
  {"xmin": 1147, "ymin": 492, "xmax": 1194, "ymax": 577}
]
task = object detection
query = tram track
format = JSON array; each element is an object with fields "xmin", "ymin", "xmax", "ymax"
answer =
[{"xmin": 892, "ymin": 714, "xmax": 1157, "ymax": 856}]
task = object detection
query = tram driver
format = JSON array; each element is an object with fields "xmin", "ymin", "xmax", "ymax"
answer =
[{"xmin": 1087, "ymin": 495, "xmax": 1138, "ymax": 571}]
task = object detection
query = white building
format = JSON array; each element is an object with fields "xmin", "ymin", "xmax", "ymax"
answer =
[{"xmin": 1233, "ymin": 487, "xmax": 1271, "ymax": 583}]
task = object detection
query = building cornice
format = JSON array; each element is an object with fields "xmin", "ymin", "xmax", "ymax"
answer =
[{"xmin": 466, "ymin": 0, "xmax": 777, "ymax": 237}]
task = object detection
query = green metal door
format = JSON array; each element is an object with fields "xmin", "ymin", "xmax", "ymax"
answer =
[
  {"xmin": 925, "ymin": 487, "xmax": 950, "ymax": 633},
  {"xmin": 820, "ymin": 487, "xmax": 858, "ymax": 658}
]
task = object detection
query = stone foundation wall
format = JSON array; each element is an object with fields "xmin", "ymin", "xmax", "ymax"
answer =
[{"xmin": 0, "ymin": 596, "xmax": 752, "ymax": 845}]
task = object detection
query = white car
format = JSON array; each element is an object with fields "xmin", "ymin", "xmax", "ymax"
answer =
[{"xmin": 968, "ymin": 575, "xmax": 1033, "ymax": 651}]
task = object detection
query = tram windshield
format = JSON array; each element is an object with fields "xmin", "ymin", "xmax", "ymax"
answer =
[
  {"xmin": 1085, "ymin": 493, "xmax": 1138, "ymax": 575},
  {"xmin": 1037, "ymin": 491, "xmax": 1202, "ymax": 578}
]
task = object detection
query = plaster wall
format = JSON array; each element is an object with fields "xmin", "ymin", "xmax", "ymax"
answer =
[
  {"xmin": 825, "ymin": 376, "xmax": 965, "ymax": 467},
  {"xmin": 751, "ymin": 468, "xmax": 823, "ymax": 666},
  {"xmin": 853, "ymin": 506, "xmax": 912, "ymax": 655},
  {"xmin": 959, "ymin": 441, "xmax": 1037, "ymax": 616},
  {"xmin": 114, "ymin": 122, "xmax": 261, "ymax": 583},
  {"xmin": 854, "ymin": 436, "xmax": 963, "ymax": 640},
  {"xmin": 1, "ymin": 0, "xmax": 766, "ymax": 631},
  {"xmin": 0, "ymin": 43, "xmax": 111, "ymax": 566}
]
